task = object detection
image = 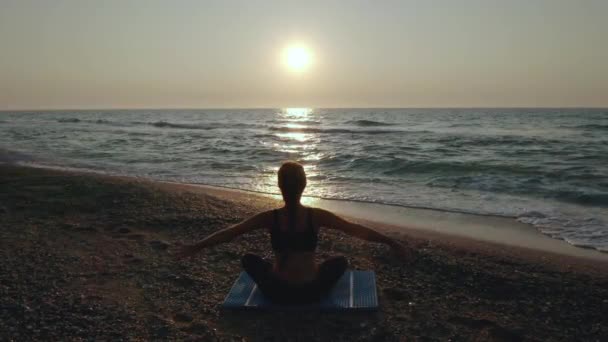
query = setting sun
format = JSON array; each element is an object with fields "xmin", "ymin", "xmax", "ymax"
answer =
[
  {"xmin": 1, "ymin": 2, "xmax": 607, "ymax": 339},
  {"xmin": 283, "ymin": 45, "xmax": 312, "ymax": 73}
]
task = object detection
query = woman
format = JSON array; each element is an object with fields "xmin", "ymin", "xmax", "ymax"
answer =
[{"xmin": 177, "ymin": 161, "xmax": 412, "ymax": 304}]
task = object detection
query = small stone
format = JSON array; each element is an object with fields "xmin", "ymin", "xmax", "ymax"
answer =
[
  {"xmin": 153, "ymin": 326, "xmax": 171, "ymax": 338},
  {"xmin": 167, "ymin": 274, "xmax": 195, "ymax": 287},
  {"xmin": 174, "ymin": 312, "xmax": 193, "ymax": 322},
  {"xmin": 149, "ymin": 240, "xmax": 170, "ymax": 251},
  {"xmin": 185, "ymin": 322, "xmax": 212, "ymax": 335},
  {"xmin": 126, "ymin": 233, "xmax": 145, "ymax": 240},
  {"xmin": 127, "ymin": 257, "xmax": 144, "ymax": 264},
  {"xmin": 383, "ymin": 287, "xmax": 409, "ymax": 301}
]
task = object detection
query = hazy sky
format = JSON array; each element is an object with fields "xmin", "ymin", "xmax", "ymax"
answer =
[{"xmin": 1, "ymin": 0, "xmax": 607, "ymax": 109}]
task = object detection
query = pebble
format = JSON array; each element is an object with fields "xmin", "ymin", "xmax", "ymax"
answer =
[
  {"xmin": 174, "ymin": 312, "xmax": 193, "ymax": 322},
  {"xmin": 153, "ymin": 326, "xmax": 171, "ymax": 338},
  {"xmin": 185, "ymin": 322, "xmax": 212, "ymax": 335},
  {"xmin": 127, "ymin": 257, "xmax": 144, "ymax": 264},
  {"xmin": 166, "ymin": 274, "xmax": 195, "ymax": 287},
  {"xmin": 149, "ymin": 240, "xmax": 170, "ymax": 250},
  {"xmin": 384, "ymin": 287, "xmax": 409, "ymax": 301},
  {"xmin": 3, "ymin": 166, "xmax": 607, "ymax": 341}
]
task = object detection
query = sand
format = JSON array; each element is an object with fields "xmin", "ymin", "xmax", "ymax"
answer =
[{"xmin": 1, "ymin": 164, "xmax": 607, "ymax": 341}]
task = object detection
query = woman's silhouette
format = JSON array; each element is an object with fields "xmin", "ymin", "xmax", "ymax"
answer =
[{"xmin": 177, "ymin": 161, "xmax": 412, "ymax": 304}]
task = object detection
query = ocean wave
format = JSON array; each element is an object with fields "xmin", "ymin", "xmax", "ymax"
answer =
[
  {"xmin": 268, "ymin": 125, "xmax": 404, "ymax": 134},
  {"xmin": 57, "ymin": 118, "xmax": 81, "ymax": 123},
  {"xmin": 517, "ymin": 213, "xmax": 608, "ymax": 253},
  {"xmin": 578, "ymin": 124, "xmax": 608, "ymax": 130},
  {"xmin": 93, "ymin": 119, "xmax": 112, "ymax": 125},
  {"xmin": 56, "ymin": 118, "xmax": 262, "ymax": 131},
  {"xmin": 316, "ymin": 155, "xmax": 544, "ymax": 179},
  {"xmin": 562, "ymin": 124, "xmax": 608, "ymax": 130},
  {"xmin": 4, "ymin": 108, "xmax": 608, "ymax": 254},
  {"xmin": 344, "ymin": 119, "xmax": 395, "ymax": 127},
  {"xmin": 149, "ymin": 121, "xmax": 260, "ymax": 130},
  {"xmin": 267, "ymin": 119, "xmax": 322, "ymax": 125},
  {"xmin": 447, "ymin": 123, "xmax": 480, "ymax": 128},
  {"xmin": 554, "ymin": 190, "xmax": 608, "ymax": 207},
  {"xmin": 426, "ymin": 174, "xmax": 608, "ymax": 207},
  {"xmin": 4, "ymin": 154, "xmax": 608, "ymax": 253},
  {"xmin": 56, "ymin": 118, "xmax": 130, "ymax": 127},
  {"xmin": 0, "ymin": 148, "xmax": 34, "ymax": 163},
  {"xmin": 149, "ymin": 121, "xmax": 216, "ymax": 130},
  {"xmin": 429, "ymin": 134, "xmax": 567, "ymax": 148},
  {"xmin": 387, "ymin": 160, "xmax": 540, "ymax": 176}
]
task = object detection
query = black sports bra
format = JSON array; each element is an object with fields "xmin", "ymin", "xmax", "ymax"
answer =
[{"xmin": 270, "ymin": 208, "xmax": 318, "ymax": 253}]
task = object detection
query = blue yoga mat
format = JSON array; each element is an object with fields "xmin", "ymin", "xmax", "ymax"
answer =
[{"xmin": 222, "ymin": 270, "xmax": 378, "ymax": 311}]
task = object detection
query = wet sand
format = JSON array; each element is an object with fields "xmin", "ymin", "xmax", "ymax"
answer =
[{"xmin": 1, "ymin": 164, "xmax": 607, "ymax": 341}]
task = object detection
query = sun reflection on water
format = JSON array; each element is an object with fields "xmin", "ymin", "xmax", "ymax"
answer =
[
  {"xmin": 273, "ymin": 108, "xmax": 316, "ymax": 143},
  {"xmin": 275, "ymin": 132, "xmax": 311, "ymax": 142},
  {"xmin": 253, "ymin": 108, "xmax": 332, "ymax": 204},
  {"xmin": 284, "ymin": 107, "xmax": 313, "ymax": 118}
]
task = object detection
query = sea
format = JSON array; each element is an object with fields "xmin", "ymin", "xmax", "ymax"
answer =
[{"xmin": 1, "ymin": 108, "xmax": 607, "ymax": 252}]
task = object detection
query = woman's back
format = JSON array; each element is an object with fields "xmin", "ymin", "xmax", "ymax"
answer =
[
  {"xmin": 270, "ymin": 206, "xmax": 319, "ymax": 282},
  {"xmin": 270, "ymin": 207, "xmax": 318, "ymax": 253}
]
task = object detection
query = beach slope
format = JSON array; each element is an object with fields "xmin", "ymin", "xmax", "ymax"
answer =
[{"xmin": 1, "ymin": 165, "xmax": 607, "ymax": 341}]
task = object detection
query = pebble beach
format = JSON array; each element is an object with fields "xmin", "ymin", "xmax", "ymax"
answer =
[{"xmin": 1, "ymin": 164, "xmax": 607, "ymax": 341}]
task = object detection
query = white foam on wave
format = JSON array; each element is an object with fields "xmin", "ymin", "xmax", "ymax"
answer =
[
  {"xmin": 2, "ymin": 108, "xmax": 607, "ymax": 254},
  {"xmin": 6, "ymin": 156, "xmax": 608, "ymax": 254},
  {"xmin": 517, "ymin": 210, "xmax": 608, "ymax": 253}
]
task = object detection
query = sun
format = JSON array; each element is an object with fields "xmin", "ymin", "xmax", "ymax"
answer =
[{"xmin": 283, "ymin": 45, "xmax": 313, "ymax": 73}]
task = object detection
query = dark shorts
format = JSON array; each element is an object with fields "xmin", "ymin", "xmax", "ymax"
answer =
[{"xmin": 241, "ymin": 253, "xmax": 348, "ymax": 305}]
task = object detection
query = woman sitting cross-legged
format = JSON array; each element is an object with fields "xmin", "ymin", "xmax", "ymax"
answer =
[{"xmin": 176, "ymin": 161, "xmax": 413, "ymax": 305}]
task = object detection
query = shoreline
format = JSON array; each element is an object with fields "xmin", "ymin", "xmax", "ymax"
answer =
[
  {"xmin": 2, "ymin": 164, "xmax": 608, "ymax": 340},
  {"xmin": 159, "ymin": 180, "xmax": 608, "ymax": 276},
  {"xmin": 14, "ymin": 160, "xmax": 608, "ymax": 263}
]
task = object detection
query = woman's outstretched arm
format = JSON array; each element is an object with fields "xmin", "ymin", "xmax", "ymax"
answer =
[
  {"xmin": 176, "ymin": 210, "xmax": 271, "ymax": 259},
  {"xmin": 315, "ymin": 208, "xmax": 414, "ymax": 258}
]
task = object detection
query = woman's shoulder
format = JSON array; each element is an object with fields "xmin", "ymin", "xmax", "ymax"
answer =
[
  {"xmin": 306, "ymin": 207, "xmax": 337, "ymax": 225},
  {"xmin": 307, "ymin": 206, "xmax": 332, "ymax": 215},
  {"xmin": 250, "ymin": 209, "xmax": 277, "ymax": 224}
]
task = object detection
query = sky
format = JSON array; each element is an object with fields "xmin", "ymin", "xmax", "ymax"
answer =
[{"xmin": 0, "ymin": 0, "xmax": 607, "ymax": 109}]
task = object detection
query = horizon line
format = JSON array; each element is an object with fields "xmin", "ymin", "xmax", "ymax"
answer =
[{"xmin": 2, "ymin": 106, "xmax": 607, "ymax": 112}]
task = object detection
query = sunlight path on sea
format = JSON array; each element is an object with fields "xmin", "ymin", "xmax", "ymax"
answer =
[{"xmin": 254, "ymin": 108, "xmax": 329, "ymax": 206}]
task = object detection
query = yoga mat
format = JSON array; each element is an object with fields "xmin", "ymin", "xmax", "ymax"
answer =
[{"xmin": 222, "ymin": 270, "xmax": 378, "ymax": 311}]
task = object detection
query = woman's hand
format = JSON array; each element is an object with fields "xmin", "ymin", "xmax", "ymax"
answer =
[{"xmin": 174, "ymin": 243, "xmax": 201, "ymax": 260}]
